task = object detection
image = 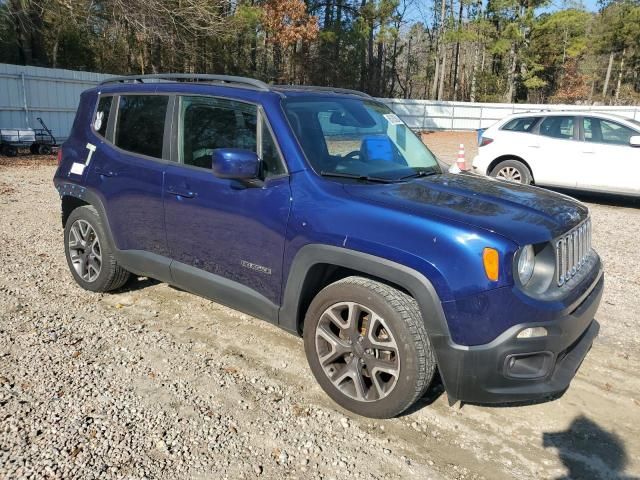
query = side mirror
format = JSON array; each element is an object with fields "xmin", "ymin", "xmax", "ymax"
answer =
[
  {"xmin": 630, "ymin": 135, "xmax": 640, "ymax": 147},
  {"xmin": 211, "ymin": 148, "xmax": 259, "ymax": 180}
]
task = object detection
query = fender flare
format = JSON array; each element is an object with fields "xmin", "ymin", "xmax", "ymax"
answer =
[
  {"xmin": 57, "ymin": 184, "xmax": 118, "ymax": 250},
  {"xmin": 278, "ymin": 244, "xmax": 451, "ymax": 339}
]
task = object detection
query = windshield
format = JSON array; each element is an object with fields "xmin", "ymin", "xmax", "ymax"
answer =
[{"xmin": 282, "ymin": 97, "xmax": 441, "ymax": 181}]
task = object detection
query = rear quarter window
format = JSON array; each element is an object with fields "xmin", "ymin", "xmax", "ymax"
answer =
[
  {"xmin": 115, "ymin": 95, "xmax": 169, "ymax": 159},
  {"xmin": 93, "ymin": 95, "xmax": 112, "ymax": 138},
  {"xmin": 501, "ymin": 117, "xmax": 541, "ymax": 132}
]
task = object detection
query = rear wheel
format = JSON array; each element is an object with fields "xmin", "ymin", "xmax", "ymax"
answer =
[
  {"xmin": 304, "ymin": 276, "xmax": 436, "ymax": 418},
  {"xmin": 64, "ymin": 205, "xmax": 130, "ymax": 292},
  {"xmin": 2, "ymin": 144, "xmax": 18, "ymax": 157},
  {"xmin": 489, "ymin": 159, "xmax": 532, "ymax": 185},
  {"xmin": 38, "ymin": 144, "xmax": 52, "ymax": 155}
]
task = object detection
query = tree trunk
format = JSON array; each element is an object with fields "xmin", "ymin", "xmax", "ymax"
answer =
[
  {"xmin": 602, "ymin": 51, "xmax": 614, "ymax": 100},
  {"xmin": 505, "ymin": 44, "xmax": 517, "ymax": 103},
  {"xmin": 333, "ymin": 0, "xmax": 343, "ymax": 84},
  {"xmin": 438, "ymin": 47, "xmax": 447, "ymax": 100},
  {"xmin": 431, "ymin": 48, "xmax": 440, "ymax": 99},
  {"xmin": 431, "ymin": 0, "xmax": 447, "ymax": 99},
  {"xmin": 452, "ymin": 0, "xmax": 464, "ymax": 100},
  {"xmin": 469, "ymin": 0, "xmax": 483, "ymax": 102},
  {"xmin": 614, "ymin": 48, "xmax": 626, "ymax": 104},
  {"xmin": 367, "ymin": 24, "xmax": 375, "ymax": 93},
  {"xmin": 390, "ymin": 34, "xmax": 400, "ymax": 97},
  {"xmin": 401, "ymin": 35, "xmax": 411, "ymax": 98}
]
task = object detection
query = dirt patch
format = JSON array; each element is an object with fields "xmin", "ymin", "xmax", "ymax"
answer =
[
  {"xmin": 421, "ymin": 130, "xmax": 478, "ymax": 168},
  {"xmin": 1, "ymin": 165, "xmax": 639, "ymax": 480},
  {"xmin": 0, "ymin": 154, "xmax": 58, "ymax": 168}
]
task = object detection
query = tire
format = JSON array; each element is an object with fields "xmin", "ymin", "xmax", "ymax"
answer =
[
  {"xmin": 64, "ymin": 205, "xmax": 130, "ymax": 292},
  {"xmin": 38, "ymin": 144, "xmax": 52, "ymax": 155},
  {"xmin": 29, "ymin": 144, "xmax": 39, "ymax": 154},
  {"xmin": 303, "ymin": 276, "xmax": 436, "ymax": 418},
  {"xmin": 2, "ymin": 145, "xmax": 18, "ymax": 157},
  {"xmin": 489, "ymin": 159, "xmax": 532, "ymax": 185}
]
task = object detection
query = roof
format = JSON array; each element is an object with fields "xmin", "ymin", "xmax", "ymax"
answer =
[{"xmin": 501, "ymin": 110, "xmax": 639, "ymax": 125}]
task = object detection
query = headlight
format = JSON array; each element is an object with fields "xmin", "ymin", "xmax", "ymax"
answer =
[{"xmin": 516, "ymin": 245, "xmax": 535, "ymax": 285}]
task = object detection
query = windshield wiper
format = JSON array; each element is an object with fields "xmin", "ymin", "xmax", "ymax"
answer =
[
  {"xmin": 320, "ymin": 171, "xmax": 396, "ymax": 184},
  {"xmin": 397, "ymin": 168, "xmax": 440, "ymax": 181}
]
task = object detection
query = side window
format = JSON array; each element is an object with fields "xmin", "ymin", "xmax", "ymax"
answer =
[
  {"xmin": 539, "ymin": 116, "xmax": 575, "ymax": 140},
  {"xmin": 502, "ymin": 116, "xmax": 541, "ymax": 133},
  {"xmin": 115, "ymin": 95, "xmax": 169, "ymax": 159},
  {"xmin": 584, "ymin": 117, "xmax": 636, "ymax": 146},
  {"xmin": 180, "ymin": 96, "xmax": 257, "ymax": 170},
  {"xmin": 180, "ymin": 96, "xmax": 285, "ymax": 178},
  {"xmin": 93, "ymin": 95, "xmax": 112, "ymax": 138}
]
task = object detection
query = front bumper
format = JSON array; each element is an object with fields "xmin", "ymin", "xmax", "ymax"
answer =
[{"xmin": 433, "ymin": 269, "xmax": 603, "ymax": 405}]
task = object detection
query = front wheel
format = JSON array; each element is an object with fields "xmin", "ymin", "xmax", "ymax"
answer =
[
  {"xmin": 304, "ymin": 276, "xmax": 436, "ymax": 418},
  {"xmin": 489, "ymin": 159, "xmax": 532, "ymax": 185}
]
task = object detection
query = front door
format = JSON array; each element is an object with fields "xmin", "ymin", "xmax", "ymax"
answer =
[
  {"xmin": 530, "ymin": 115, "xmax": 579, "ymax": 188},
  {"xmin": 578, "ymin": 117, "xmax": 640, "ymax": 195},
  {"xmin": 164, "ymin": 95, "xmax": 291, "ymax": 306}
]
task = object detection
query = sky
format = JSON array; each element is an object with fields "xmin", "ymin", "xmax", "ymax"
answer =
[{"xmin": 405, "ymin": 0, "xmax": 600, "ymax": 30}]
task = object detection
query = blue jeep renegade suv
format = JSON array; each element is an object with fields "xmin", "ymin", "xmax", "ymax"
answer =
[{"xmin": 54, "ymin": 74, "xmax": 603, "ymax": 418}]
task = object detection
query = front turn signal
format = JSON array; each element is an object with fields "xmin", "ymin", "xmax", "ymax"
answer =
[{"xmin": 483, "ymin": 248, "xmax": 500, "ymax": 281}]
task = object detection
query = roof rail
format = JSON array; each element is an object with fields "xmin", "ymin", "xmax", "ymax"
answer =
[
  {"xmin": 274, "ymin": 84, "xmax": 372, "ymax": 98},
  {"xmin": 99, "ymin": 74, "xmax": 270, "ymax": 91}
]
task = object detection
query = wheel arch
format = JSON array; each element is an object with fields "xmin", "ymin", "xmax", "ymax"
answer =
[
  {"xmin": 488, "ymin": 155, "xmax": 535, "ymax": 183},
  {"xmin": 57, "ymin": 187, "xmax": 117, "ymax": 250},
  {"xmin": 279, "ymin": 245, "xmax": 450, "ymax": 341}
]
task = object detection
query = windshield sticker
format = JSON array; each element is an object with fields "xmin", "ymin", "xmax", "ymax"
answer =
[
  {"xmin": 94, "ymin": 111, "xmax": 104, "ymax": 131},
  {"xmin": 383, "ymin": 113, "xmax": 403, "ymax": 125}
]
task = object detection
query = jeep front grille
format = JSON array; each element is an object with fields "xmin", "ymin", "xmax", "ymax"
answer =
[{"xmin": 555, "ymin": 218, "xmax": 592, "ymax": 286}]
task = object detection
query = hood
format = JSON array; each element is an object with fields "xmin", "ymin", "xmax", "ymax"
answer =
[{"xmin": 343, "ymin": 173, "xmax": 589, "ymax": 245}]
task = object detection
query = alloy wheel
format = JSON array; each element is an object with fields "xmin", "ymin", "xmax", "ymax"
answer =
[
  {"xmin": 496, "ymin": 166, "xmax": 523, "ymax": 183},
  {"xmin": 68, "ymin": 219, "xmax": 102, "ymax": 282},
  {"xmin": 314, "ymin": 301, "xmax": 400, "ymax": 402}
]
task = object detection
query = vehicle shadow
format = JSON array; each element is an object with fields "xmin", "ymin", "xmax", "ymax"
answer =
[
  {"xmin": 399, "ymin": 371, "xmax": 447, "ymax": 416},
  {"xmin": 117, "ymin": 276, "xmax": 160, "ymax": 293},
  {"xmin": 543, "ymin": 415, "xmax": 637, "ymax": 480},
  {"xmin": 546, "ymin": 188, "xmax": 640, "ymax": 208}
]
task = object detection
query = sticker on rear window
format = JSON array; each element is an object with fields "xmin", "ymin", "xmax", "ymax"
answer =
[
  {"xmin": 94, "ymin": 111, "xmax": 104, "ymax": 131},
  {"xmin": 383, "ymin": 113, "xmax": 403, "ymax": 125}
]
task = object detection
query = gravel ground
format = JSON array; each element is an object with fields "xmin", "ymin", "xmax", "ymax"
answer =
[{"xmin": 1, "ymin": 158, "xmax": 639, "ymax": 480}]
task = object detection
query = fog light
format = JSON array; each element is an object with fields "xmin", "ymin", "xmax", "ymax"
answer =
[{"xmin": 517, "ymin": 327, "xmax": 548, "ymax": 339}]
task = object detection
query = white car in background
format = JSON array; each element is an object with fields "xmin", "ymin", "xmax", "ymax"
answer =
[{"xmin": 471, "ymin": 111, "xmax": 640, "ymax": 196}]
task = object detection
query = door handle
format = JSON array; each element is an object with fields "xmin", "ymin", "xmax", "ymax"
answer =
[
  {"xmin": 94, "ymin": 167, "xmax": 117, "ymax": 177},
  {"xmin": 166, "ymin": 187, "xmax": 197, "ymax": 199}
]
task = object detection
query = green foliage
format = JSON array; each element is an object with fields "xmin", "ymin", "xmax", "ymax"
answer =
[{"xmin": 0, "ymin": 0, "xmax": 638, "ymax": 102}]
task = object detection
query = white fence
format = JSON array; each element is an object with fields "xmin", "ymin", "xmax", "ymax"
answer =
[
  {"xmin": 1, "ymin": 63, "xmax": 639, "ymax": 140},
  {"xmin": 0, "ymin": 63, "xmax": 111, "ymax": 142},
  {"xmin": 378, "ymin": 98, "xmax": 640, "ymax": 131}
]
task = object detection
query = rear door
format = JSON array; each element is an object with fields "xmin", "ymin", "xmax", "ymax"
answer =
[
  {"xmin": 84, "ymin": 93, "xmax": 171, "ymax": 260},
  {"xmin": 579, "ymin": 116, "xmax": 640, "ymax": 195},
  {"xmin": 530, "ymin": 116, "xmax": 579, "ymax": 188},
  {"xmin": 163, "ymin": 95, "xmax": 291, "ymax": 308}
]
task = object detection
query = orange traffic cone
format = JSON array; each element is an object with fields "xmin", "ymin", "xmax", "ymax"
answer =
[{"xmin": 456, "ymin": 144, "xmax": 466, "ymax": 171}]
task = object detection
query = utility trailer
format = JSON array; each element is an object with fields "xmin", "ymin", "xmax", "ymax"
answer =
[{"xmin": 0, "ymin": 117, "xmax": 58, "ymax": 157}]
